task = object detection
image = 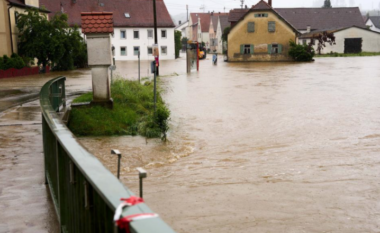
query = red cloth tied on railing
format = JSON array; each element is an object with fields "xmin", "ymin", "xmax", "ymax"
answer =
[{"xmin": 114, "ymin": 196, "xmax": 158, "ymax": 233}]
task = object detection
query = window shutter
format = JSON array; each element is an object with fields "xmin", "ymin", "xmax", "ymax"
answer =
[
  {"xmin": 268, "ymin": 22, "xmax": 275, "ymax": 32},
  {"xmin": 247, "ymin": 22, "xmax": 255, "ymax": 33},
  {"xmin": 278, "ymin": 44, "xmax": 283, "ymax": 53},
  {"xmin": 265, "ymin": 13, "xmax": 269, "ymax": 17},
  {"xmin": 240, "ymin": 45, "xmax": 244, "ymax": 54},
  {"xmin": 250, "ymin": 45, "xmax": 254, "ymax": 54},
  {"xmin": 267, "ymin": 44, "xmax": 272, "ymax": 54}
]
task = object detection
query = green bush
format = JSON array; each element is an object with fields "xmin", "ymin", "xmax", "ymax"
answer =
[
  {"xmin": 288, "ymin": 40, "xmax": 315, "ymax": 62},
  {"xmin": 0, "ymin": 54, "xmax": 26, "ymax": 70}
]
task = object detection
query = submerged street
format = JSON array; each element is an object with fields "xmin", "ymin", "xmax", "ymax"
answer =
[{"xmin": 80, "ymin": 56, "xmax": 380, "ymax": 232}]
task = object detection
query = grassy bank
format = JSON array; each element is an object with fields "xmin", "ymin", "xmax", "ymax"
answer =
[
  {"xmin": 316, "ymin": 52, "xmax": 380, "ymax": 57},
  {"xmin": 68, "ymin": 78, "xmax": 170, "ymax": 140}
]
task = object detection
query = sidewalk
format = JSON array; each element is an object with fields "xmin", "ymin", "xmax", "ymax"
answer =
[{"xmin": 0, "ymin": 70, "xmax": 91, "ymax": 233}]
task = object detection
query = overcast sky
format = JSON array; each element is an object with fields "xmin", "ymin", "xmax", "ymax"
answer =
[{"xmin": 165, "ymin": 0, "xmax": 380, "ymax": 15}]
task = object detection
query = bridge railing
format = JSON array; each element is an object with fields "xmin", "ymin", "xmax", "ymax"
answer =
[{"xmin": 40, "ymin": 76, "xmax": 175, "ymax": 233}]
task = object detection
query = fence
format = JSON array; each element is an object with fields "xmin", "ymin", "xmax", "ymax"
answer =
[
  {"xmin": 40, "ymin": 76, "xmax": 175, "ymax": 233},
  {"xmin": 0, "ymin": 66, "xmax": 50, "ymax": 79}
]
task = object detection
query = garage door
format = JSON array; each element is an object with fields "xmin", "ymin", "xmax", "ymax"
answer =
[{"xmin": 344, "ymin": 38, "xmax": 362, "ymax": 54}]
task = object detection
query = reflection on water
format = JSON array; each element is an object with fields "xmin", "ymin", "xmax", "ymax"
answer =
[{"xmin": 80, "ymin": 56, "xmax": 380, "ymax": 233}]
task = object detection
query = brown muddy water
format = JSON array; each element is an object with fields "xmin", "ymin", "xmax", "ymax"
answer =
[{"xmin": 78, "ymin": 56, "xmax": 380, "ymax": 233}]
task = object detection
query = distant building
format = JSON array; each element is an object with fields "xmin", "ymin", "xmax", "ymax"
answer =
[
  {"xmin": 188, "ymin": 13, "xmax": 210, "ymax": 48},
  {"xmin": 39, "ymin": 0, "xmax": 175, "ymax": 61},
  {"xmin": 227, "ymin": 0, "xmax": 299, "ymax": 62},
  {"xmin": 227, "ymin": 0, "xmax": 377, "ymax": 60},
  {"xmin": 365, "ymin": 16, "xmax": 380, "ymax": 33},
  {"xmin": 209, "ymin": 13, "xmax": 228, "ymax": 52},
  {"xmin": 0, "ymin": 0, "xmax": 50, "ymax": 56},
  {"xmin": 216, "ymin": 15, "xmax": 230, "ymax": 54},
  {"xmin": 175, "ymin": 21, "xmax": 189, "ymax": 39}
]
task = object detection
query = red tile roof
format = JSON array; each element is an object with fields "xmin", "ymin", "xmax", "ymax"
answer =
[
  {"xmin": 81, "ymin": 12, "xmax": 113, "ymax": 34},
  {"xmin": 190, "ymin": 13, "xmax": 211, "ymax": 32},
  {"xmin": 39, "ymin": 0, "xmax": 175, "ymax": 28}
]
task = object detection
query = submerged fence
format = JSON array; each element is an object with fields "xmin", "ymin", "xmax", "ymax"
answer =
[{"xmin": 40, "ymin": 77, "xmax": 175, "ymax": 233}]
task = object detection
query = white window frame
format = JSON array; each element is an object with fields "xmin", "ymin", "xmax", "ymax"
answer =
[
  {"xmin": 161, "ymin": 30, "xmax": 167, "ymax": 38},
  {"xmin": 120, "ymin": 30, "xmax": 126, "ymax": 39},
  {"xmin": 133, "ymin": 46, "xmax": 140, "ymax": 56},
  {"xmin": 120, "ymin": 47, "xmax": 127, "ymax": 56},
  {"xmin": 161, "ymin": 46, "xmax": 167, "ymax": 55},
  {"xmin": 133, "ymin": 30, "xmax": 139, "ymax": 39},
  {"xmin": 147, "ymin": 29, "xmax": 153, "ymax": 39}
]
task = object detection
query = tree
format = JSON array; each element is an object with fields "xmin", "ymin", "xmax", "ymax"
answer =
[
  {"xmin": 310, "ymin": 31, "xmax": 336, "ymax": 54},
  {"xmin": 16, "ymin": 8, "xmax": 87, "ymax": 72},
  {"xmin": 174, "ymin": 31, "xmax": 182, "ymax": 59},
  {"xmin": 222, "ymin": 26, "xmax": 230, "ymax": 42},
  {"xmin": 322, "ymin": 0, "xmax": 332, "ymax": 8}
]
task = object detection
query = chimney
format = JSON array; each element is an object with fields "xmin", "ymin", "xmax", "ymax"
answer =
[
  {"xmin": 268, "ymin": 0, "xmax": 272, "ymax": 6},
  {"xmin": 307, "ymin": 25, "xmax": 311, "ymax": 33},
  {"xmin": 179, "ymin": 20, "xmax": 182, "ymax": 25},
  {"xmin": 245, "ymin": 5, "xmax": 248, "ymax": 9}
]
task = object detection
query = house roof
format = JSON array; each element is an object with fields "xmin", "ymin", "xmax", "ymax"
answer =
[
  {"xmin": 81, "ymin": 12, "xmax": 114, "ymax": 34},
  {"xmin": 190, "ymin": 13, "xmax": 211, "ymax": 32},
  {"xmin": 368, "ymin": 16, "xmax": 380, "ymax": 29},
  {"xmin": 299, "ymin": 25, "xmax": 380, "ymax": 38},
  {"xmin": 175, "ymin": 21, "xmax": 188, "ymax": 30},
  {"xmin": 228, "ymin": 4, "xmax": 366, "ymax": 31},
  {"xmin": 39, "ymin": 0, "xmax": 175, "ymax": 28},
  {"xmin": 219, "ymin": 15, "xmax": 230, "ymax": 32},
  {"xmin": 7, "ymin": 0, "xmax": 50, "ymax": 13},
  {"xmin": 275, "ymin": 7, "xmax": 366, "ymax": 31},
  {"xmin": 211, "ymin": 15, "xmax": 219, "ymax": 32}
]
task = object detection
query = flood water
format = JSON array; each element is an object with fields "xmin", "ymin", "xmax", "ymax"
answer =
[{"xmin": 79, "ymin": 56, "xmax": 380, "ymax": 232}]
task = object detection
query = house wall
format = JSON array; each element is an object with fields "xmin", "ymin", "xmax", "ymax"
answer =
[
  {"xmin": 25, "ymin": 0, "xmax": 39, "ymax": 7},
  {"xmin": 216, "ymin": 19, "xmax": 223, "ymax": 54},
  {"xmin": 366, "ymin": 19, "xmax": 380, "ymax": 33},
  {"xmin": 316, "ymin": 27, "xmax": 380, "ymax": 54},
  {"xmin": 0, "ymin": 0, "xmax": 10, "ymax": 56},
  {"xmin": 112, "ymin": 27, "xmax": 175, "ymax": 61},
  {"xmin": 228, "ymin": 11, "xmax": 297, "ymax": 62}
]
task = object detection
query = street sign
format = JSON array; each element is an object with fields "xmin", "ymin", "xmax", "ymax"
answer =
[{"xmin": 109, "ymin": 66, "xmax": 116, "ymax": 71}]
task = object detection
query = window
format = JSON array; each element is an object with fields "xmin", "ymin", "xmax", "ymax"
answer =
[
  {"xmin": 303, "ymin": 39, "xmax": 307, "ymax": 45},
  {"xmin": 161, "ymin": 30, "xmax": 167, "ymax": 38},
  {"xmin": 240, "ymin": 44, "xmax": 253, "ymax": 54},
  {"xmin": 148, "ymin": 30, "xmax": 153, "ymax": 38},
  {"xmin": 120, "ymin": 47, "xmax": 127, "ymax": 56},
  {"xmin": 247, "ymin": 22, "xmax": 255, "ymax": 33},
  {"xmin": 148, "ymin": 47, "xmax": 153, "ymax": 55},
  {"xmin": 124, "ymin": 13, "xmax": 130, "ymax": 18},
  {"xmin": 244, "ymin": 45, "xmax": 251, "ymax": 54},
  {"xmin": 134, "ymin": 30, "xmax": 139, "ymax": 39},
  {"xmin": 134, "ymin": 46, "xmax": 140, "ymax": 56},
  {"xmin": 161, "ymin": 46, "xmax": 167, "ymax": 55},
  {"xmin": 255, "ymin": 13, "xmax": 268, "ymax": 18},
  {"xmin": 268, "ymin": 44, "xmax": 283, "ymax": 54},
  {"xmin": 268, "ymin": 21, "xmax": 275, "ymax": 32},
  {"xmin": 120, "ymin": 30, "xmax": 126, "ymax": 39}
]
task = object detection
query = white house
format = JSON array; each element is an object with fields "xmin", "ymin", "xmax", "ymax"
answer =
[
  {"xmin": 40, "ymin": 0, "xmax": 176, "ymax": 61},
  {"xmin": 299, "ymin": 26, "xmax": 380, "ymax": 54},
  {"xmin": 365, "ymin": 16, "xmax": 380, "ymax": 33},
  {"xmin": 189, "ymin": 13, "xmax": 210, "ymax": 48},
  {"xmin": 175, "ymin": 21, "xmax": 189, "ymax": 39}
]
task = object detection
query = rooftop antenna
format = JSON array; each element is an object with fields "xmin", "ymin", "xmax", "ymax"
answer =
[
  {"xmin": 200, "ymin": 4, "xmax": 205, "ymax": 12},
  {"xmin": 240, "ymin": 0, "xmax": 244, "ymax": 9}
]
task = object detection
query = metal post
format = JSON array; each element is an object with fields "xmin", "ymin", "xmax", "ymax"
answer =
[
  {"xmin": 153, "ymin": 68, "xmax": 157, "ymax": 112},
  {"xmin": 138, "ymin": 51, "xmax": 140, "ymax": 83},
  {"xmin": 111, "ymin": 150, "xmax": 122, "ymax": 179},
  {"xmin": 136, "ymin": 167, "xmax": 147, "ymax": 198},
  {"xmin": 153, "ymin": 0, "xmax": 159, "ymax": 76}
]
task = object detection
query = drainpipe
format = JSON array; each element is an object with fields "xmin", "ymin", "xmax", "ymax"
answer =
[{"xmin": 8, "ymin": 4, "xmax": 14, "ymax": 54}]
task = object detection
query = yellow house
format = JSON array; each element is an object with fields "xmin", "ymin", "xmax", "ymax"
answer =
[
  {"xmin": 228, "ymin": 0, "xmax": 300, "ymax": 62},
  {"xmin": 0, "ymin": 0, "xmax": 49, "ymax": 57}
]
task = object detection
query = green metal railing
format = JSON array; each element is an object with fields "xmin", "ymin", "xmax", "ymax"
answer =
[{"xmin": 40, "ymin": 77, "xmax": 176, "ymax": 233}]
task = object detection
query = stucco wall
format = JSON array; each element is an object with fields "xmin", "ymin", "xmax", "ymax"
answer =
[
  {"xmin": 228, "ymin": 11, "xmax": 297, "ymax": 62},
  {"xmin": 112, "ymin": 27, "xmax": 175, "ymax": 61}
]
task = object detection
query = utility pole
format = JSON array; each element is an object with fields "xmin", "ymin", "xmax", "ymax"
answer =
[
  {"xmin": 153, "ymin": 0, "xmax": 159, "ymax": 76},
  {"xmin": 187, "ymin": 5, "xmax": 189, "ymax": 21}
]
